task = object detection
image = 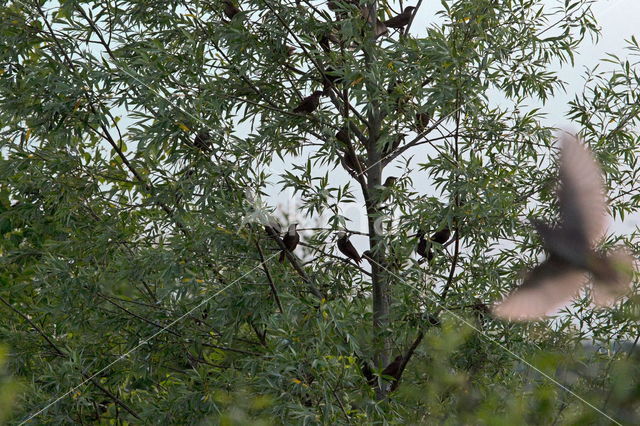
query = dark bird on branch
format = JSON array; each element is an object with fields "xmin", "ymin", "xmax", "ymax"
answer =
[
  {"xmin": 431, "ymin": 227, "xmax": 451, "ymax": 245},
  {"xmin": 384, "ymin": 176, "xmax": 397, "ymax": 187},
  {"xmin": 382, "ymin": 133, "xmax": 406, "ymax": 156},
  {"xmin": 336, "ymin": 126, "xmax": 349, "ymax": 145},
  {"xmin": 264, "ymin": 218, "xmax": 282, "ymax": 237},
  {"xmin": 337, "ymin": 231, "xmax": 361, "ymax": 264},
  {"xmin": 279, "ymin": 223, "xmax": 300, "ymax": 262},
  {"xmin": 360, "ymin": 6, "xmax": 388, "ymax": 38},
  {"xmin": 222, "ymin": 0, "xmax": 240, "ymax": 19},
  {"xmin": 493, "ymin": 136, "xmax": 634, "ymax": 321},
  {"xmin": 192, "ymin": 131, "xmax": 211, "ymax": 152},
  {"xmin": 293, "ymin": 91, "xmax": 324, "ymax": 114},
  {"xmin": 318, "ymin": 32, "xmax": 340, "ymax": 53},
  {"xmin": 381, "ymin": 355, "xmax": 403, "ymax": 381},
  {"xmin": 383, "ymin": 6, "xmax": 416, "ymax": 29},
  {"xmin": 416, "ymin": 231, "xmax": 431, "ymax": 260},
  {"xmin": 322, "ymin": 66, "xmax": 342, "ymax": 94},
  {"xmin": 415, "ymin": 111, "xmax": 430, "ymax": 132},
  {"xmin": 416, "ymin": 227, "xmax": 450, "ymax": 260}
]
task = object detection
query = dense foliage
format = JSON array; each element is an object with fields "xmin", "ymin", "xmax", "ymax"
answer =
[{"xmin": 1, "ymin": 0, "xmax": 639, "ymax": 423}]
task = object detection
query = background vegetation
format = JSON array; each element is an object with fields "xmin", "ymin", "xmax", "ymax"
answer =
[{"xmin": 1, "ymin": 0, "xmax": 639, "ymax": 423}]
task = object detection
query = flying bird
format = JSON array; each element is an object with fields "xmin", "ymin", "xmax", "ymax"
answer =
[
  {"xmin": 279, "ymin": 223, "xmax": 300, "ymax": 262},
  {"xmin": 337, "ymin": 231, "xmax": 361, "ymax": 264},
  {"xmin": 222, "ymin": 0, "xmax": 240, "ymax": 19},
  {"xmin": 293, "ymin": 91, "xmax": 324, "ymax": 114},
  {"xmin": 493, "ymin": 136, "xmax": 634, "ymax": 321},
  {"xmin": 383, "ymin": 6, "xmax": 416, "ymax": 29}
]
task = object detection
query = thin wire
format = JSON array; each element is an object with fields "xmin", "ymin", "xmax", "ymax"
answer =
[
  {"xmin": 362, "ymin": 255, "xmax": 623, "ymax": 425},
  {"xmin": 18, "ymin": 251, "xmax": 281, "ymax": 425}
]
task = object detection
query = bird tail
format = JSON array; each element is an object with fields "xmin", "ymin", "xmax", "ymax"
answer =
[
  {"xmin": 592, "ymin": 248, "xmax": 634, "ymax": 307},
  {"xmin": 279, "ymin": 250, "xmax": 286, "ymax": 262}
]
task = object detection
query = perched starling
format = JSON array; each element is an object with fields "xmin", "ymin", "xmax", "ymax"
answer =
[
  {"xmin": 293, "ymin": 91, "xmax": 324, "ymax": 114},
  {"xmin": 193, "ymin": 131, "xmax": 211, "ymax": 152},
  {"xmin": 384, "ymin": 176, "xmax": 397, "ymax": 187},
  {"xmin": 431, "ymin": 227, "xmax": 451, "ymax": 245},
  {"xmin": 279, "ymin": 223, "xmax": 300, "ymax": 262},
  {"xmin": 322, "ymin": 66, "xmax": 341, "ymax": 94},
  {"xmin": 222, "ymin": 0, "xmax": 240, "ymax": 19},
  {"xmin": 341, "ymin": 150, "xmax": 364, "ymax": 177},
  {"xmin": 264, "ymin": 217, "xmax": 282, "ymax": 237},
  {"xmin": 381, "ymin": 355, "xmax": 403, "ymax": 380},
  {"xmin": 362, "ymin": 250, "xmax": 374, "ymax": 264},
  {"xmin": 318, "ymin": 32, "xmax": 340, "ymax": 53},
  {"xmin": 493, "ymin": 136, "xmax": 634, "ymax": 321},
  {"xmin": 336, "ymin": 126, "xmax": 350, "ymax": 145},
  {"xmin": 416, "ymin": 231, "xmax": 430, "ymax": 259},
  {"xmin": 415, "ymin": 112, "xmax": 430, "ymax": 132},
  {"xmin": 337, "ymin": 231, "xmax": 361, "ymax": 264},
  {"xmin": 360, "ymin": 6, "xmax": 388, "ymax": 38},
  {"xmin": 383, "ymin": 6, "xmax": 416, "ymax": 29},
  {"xmin": 382, "ymin": 133, "xmax": 406, "ymax": 156},
  {"xmin": 355, "ymin": 355, "xmax": 377, "ymax": 386}
]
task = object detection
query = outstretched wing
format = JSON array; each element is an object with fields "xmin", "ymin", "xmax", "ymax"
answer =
[
  {"xmin": 558, "ymin": 135, "xmax": 608, "ymax": 246},
  {"xmin": 493, "ymin": 257, "xmax": 587, "ymax": 321}
]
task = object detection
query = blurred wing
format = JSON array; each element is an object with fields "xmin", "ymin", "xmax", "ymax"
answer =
[
  {"xmin": 493, "ymin": 257, "xmax": 586, "ymax": 321},
  {"xmin": 592, "ymin": 248, "xmax": 635, "ymax": 307},
  {"xmin": 558, "ymin": 135, "xmax": 608, "ymax": 245}
]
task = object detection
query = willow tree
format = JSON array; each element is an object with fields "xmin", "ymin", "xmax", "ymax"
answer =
[{"xmin": 1, "ymin": 0, "xmax": 640, "ymax": 423}]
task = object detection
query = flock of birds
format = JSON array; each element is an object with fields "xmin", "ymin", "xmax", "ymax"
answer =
[
  {"xmin": 214, "ymin": 2, "xmax": 635, "ymax": 320},
  {"xmin": 211, "ymin": 1, "xmax": 636, "ymax": 383},
  {"xmin": 264, "ymin": 135, "xmax": 634, "ymax": 322}
]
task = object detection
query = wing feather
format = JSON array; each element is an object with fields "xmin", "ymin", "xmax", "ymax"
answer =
[{"xmin": 493, "ymin": 257, "xmax": 587, "ymax": 321}]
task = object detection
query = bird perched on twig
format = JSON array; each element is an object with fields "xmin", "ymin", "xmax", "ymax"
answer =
[
  {"xmin": 360, "ymin": 6, "xmax": 388, "ymax": 39},
  {"xmin": 279, "ymin": 223, "xmax": 300, "ymax": 262},
  {"xmin": 383, "ymin": 6, "xmax": 416, "ymax": 29},
  {"xmin": 192, "ymin": 131, "xmax": 211, "ymax": 152},
  {"xmin": 382, "ymin": 133, "xmax": 406, "ymax": 157},
  {"xmin": 493, "ymin": 135, "xmax": 634, "ymax": 321},
  {"xmin": 416, "ymin": 227, "xmax": 451, "ymax": 260},
  {"xmin": 415, "ymin": 111, "xmax": 430, "ymax": 132},
  {"xmin": 293, "ymin": 91, "xmax": 324, "ymax": 114},
  {"xmin": 384, "ymin": 176, "xmax": 397, "ymax": 187},
  {"xmin": 222, "ymin": 0, "xmax": 240, "ymax": 20},
  {"xmin": 337, "ymin": 231, "xmax": 361, "ymax": 264},
  {"xmin": 381, "ymin": 355, "xmax": 403, "ymax": 381}
]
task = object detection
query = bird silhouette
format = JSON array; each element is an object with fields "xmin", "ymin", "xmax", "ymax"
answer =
[
  {"xmin": 416, "ymin": 227, "xmax": 450, "ymax": 260},
  {"xmin": 381, "ymin": 355, "xmax": 403, "ymax": 380},
  {"xmin": 279, "ymin": 223, "xmax": 300, "ymax": 262},
  {"xmin": 337, "ymin": 231, "xmax": 361, "ymax": 264},
  {"xmin": 415, "ymin": 111, "xmax": 430, "ymax": 132},
  {"xmin": 360, "ymin": 6, "xmax": 388, "ymax": 38},
  {"xmin": 493, "ymin": 136, "xmax": 634, "ymax": 321},
  {"xmin": 293, "ymin": 91, "xmax": 324, "ymax": 114},
  {"xmin": 383, "ymin": 6, "xmax": 416, "ymax": 29},
  {"xmin": 384, "ymin": 176, "xmax": 397, "ymax": 187},
  {"xmin": 382, "ymin": 133, "xmax": 406, "ymax": 156},
  {"xmin": 222, "ymin": 0, "xmax": 240, "ymax": 20},
  {"xmin": 192, "ymin": 131, "xmax": 211, "ymax": 152}
]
